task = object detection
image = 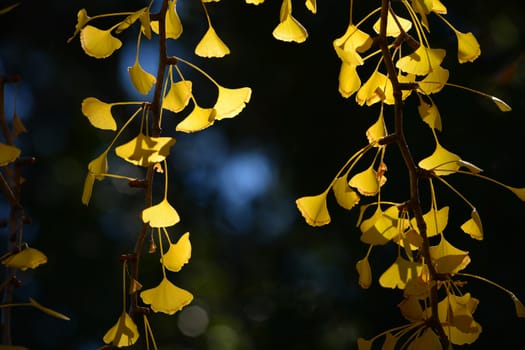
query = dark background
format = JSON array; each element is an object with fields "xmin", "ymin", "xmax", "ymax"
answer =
[{"xmin": 1, "ymin": 0, "xmax": 524, "ymax": 349}]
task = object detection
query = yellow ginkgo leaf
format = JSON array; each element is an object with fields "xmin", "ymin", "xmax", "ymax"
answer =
[
  {"xmin": 333, "ymin": 24, "xmax": 371, "ymax": 66},
  {"xmin": 273, "ymin": 0, "xmax": 308, "ymax": 43},
  {"xmin": 139, "ymin": 10, "xmax": 152, "ymax": 39},
  {"xmin": 398, "ymin": 296, "xmax": 424, "ymax": 322},
  {"xmin": 418, "ymin": 142, "xmax": 461, "ymax": 176},
  {"xmin": 150, "ymin": 0, "xmax": 183, "ymax": 40},
  {"xmin": 162, "ymin": 80, "xmax": 192, "ymax": 113},
  {"xmin": 396, "ymin": 46, "xmax": 446, "ymax": 76},
  {"xmin": 355, "ymin": 71, "xmax": 394, "ymax": 106},
  {"xmin": 295, "ymin": 191, "xmax": 330, "ymax": 226},
  {"xmin": 82, "ymin": 151, "xmax": 109, "ymax": 205},
  {"xmin": 356, "ymin": 257, "xmax": 372, "ymax": 289},
  {"xmin": 349, "ymin": 166, "xmax": 380, "ymax": 196},
  {"xmin": 379, "ymin": 256, "xmax": 423, "ymax": 289},
  {"xmin": 2, "ymin": 247, "xmax": 47, "ymax": 271},
  {"xmin": 165, "ymin": 0, "xmax": 183, "ymax": 39},
  {"xmin": 140, "ymin": 277, "xmax": 193, "ymax": 315},
  {"xmin": 338, "ymin": 62, "xmax": 361, "ymax": 98},
  {"xmin": 142, "ymin": 198, "xmax": 180, "ymax": 228},
  {"xmin": 80, "ymin": 25, "xmax": 122, "ymax": 59},
  {"xmin": 161, "ymin": 232, "xmax": 191, "ymax": 272},
  {"xmin": 437, "ymin": 293, "xmax": 481, "ymax": 345},
  {"xmin": 460, "ymin": 209, "xmax": 483, "ymax": 240},
  {"xmin": 213, "ymin": 86, "xmax": 252, "ymax": 120},
  {"xmin": 87, "ymin": 150, "xmax": 109, "ymax": 180},
  {"xmin": 115, "ymin": 133, "xmax": 176, "ymax": 167},
  {"xmin": 102, "ymin": 312, "xmax": 140, "ymax": 346},
  {"xmin": 359, "ymin": 206, "xmax": 399, "ymax": 245},
  {"xmin": 417, "ymin": 98, "xmax": 442, "ymax": 131},
  {"xmin": 305, "ymin": 0, "xmax": 316, "ymax": 13},
  {"xmin": 67, "ymin": 8, "xmax": 91, "ymax": 43},
  {"xmin": 176, "ymin": 105, "xmax": 216, "ymax": 133},
  {"xmin": 246, "ymin": 0, "xmax": 265, "ymax": 4},
  {"xmin": 506, "ymin": 186, "xmax": 525, "ymax": 201},
  {"xmin": 429, "ymin": 237, "xmax": 470, "ymax": 274},
  {"xmin": 410, "ymin": 206, "xmax": 449, "ymax": 237},
  {"xmin": 366, "ymin": 109, "xmax": 387, "ymax": 145},
  {"xmin": 195, "ymin": 25, "xmax": 230, "ymax": 58},
  {"xmin": 372, "ymin": 11, "xmax": 412, "ymax": 37},
  {"xmin": 490, "ymin": 96, "xmax": 512, "ymax": 112},
  {"xmin": 81, "ymin": 97, "xmax": 117, "ymax": 131},
  {"xmin": 357, "ymin": 338, "xmax": 373, "ymax": 350},
  {"xmin": 418, "ymin": 65, "xmax": 449, "ymax": 95},
  {"xmin": 115, "ymin": 7, "xmax": 148, "ymax": 34},
  {"xmin": 29, "ymin": 298, "xmax": 70, "ymax": 321},
  {"xmin": 408, "ymin": 328, "xmax": 441, "ymax": 350},
  {"xmin": 456, "ymin": 31, "xmax": 480, "ymax": 64},
  {"xmin": 81, "ymin": 174, "xmax": 96, "ymax": 206},
  {"xmin": 332, "ymin": 176, "xmax": 360, "ymax": 210},
  {"xmin": 128, "ymin": 59, "xmax": 156, "ymax": 95},
  {"xmin": 0, "ymin": 143, "xmax": 21, "ymax": 166}
]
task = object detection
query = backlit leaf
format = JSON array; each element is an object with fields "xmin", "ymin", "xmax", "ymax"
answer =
[
  {"xmin": 332, "ymin": 176, "xmax": 360, "ymax": 210},
  {"xmin": 460, "ymin": 209, "xmax": 483, "ymax": 240},
  {"xmin": 80, "ymin": 25, "xmax": 122, "ymax": 58},
  {"xmin": 396, "ymin": 46, "xmax": 446, "ymax": 76},
  {"xmin": 115, "ymin": 133, "xmax": 176, "ymax": 167},
  {"xmin": 273, "ymin": 0, "xmax": 308, "ymax": 43},
  {"xmin": 366, "ymin": 108, "xmax": 387, "ymax": 145},
  {"xmin": 429, "ymin": 237, "xmax": 470, "ymax": 274},
  {"xmin": 359, "ymin": 206, "xmax": 400, "ymax": 245},
  {"xmin": 195, "ymin": 25, "xmax": 230, "ymax": 58},
  {"xmin": 142, "ymin": 198, "xmax": 180, "ymax": 228},
  {"xmin": 0, "ymin": 143, "xmax": 21, "ymax": 166},
  {"xmin": 418, "ymin": 65, "xmax": 449, "ymax": 94},
  {"xmin": 140, "ymin": 277, "xmax": 193, "ymax": 314},
  {"xmin": 356, "ymin": 257, "xmax": 372, "ymax": 289},
  {"xmin": 407, "ymin": 328, "xmax": 441, "ymax": 350},
  {"xmin": 175, "ymin": 105, "xmax": 216, "ymax": 133},
  {"xmin": 150, "ymin": 0, "xmax": 183, "ymax": 39},
  {"xmin": 333, "ymin": 24, "xmax": 371, "ymax": 66},
  {"xmin": 372, "ymin": 11, "xmax": 412, "ymax": 37},
  {"xmin": 115, "ymin": 7, "xmax": 147, "ymax": 34},
  {"xmin": 103, "ymin": 312, "xmax": 139, "ymax": 346},
  {"xmin": 305, "ymin": 0, "xmax": 316, "ymax": 14},
  {"xmin": 410, "ymin": 206, "xmax": 449, "ymax": 237},
  {"xmin": 490, "ymin": 96, "xmax": 512, "ymax": 112},
  {"xmin": 507, "ymin": 186, "xmax": 525, "ymax": 201},
  {"xmin": 338, "ymin": 62, "xmax": 361, "ymax": 98},
  {"xmin": 213, "ymin": 86, "xmax": 252, "ymax": 120},
  {"xmin": 2, "ymin": 247, "xmax": 47, "ymax": 271},
  {"xmin": 417, "ymin": 98, "xmax": 442, "ymax": 131},
  {"xmin": 81, "ymin": 97, "xmax": 117, "ymax": 131},
  {"xmin": 163, "ymin": 80, "xmax": 193, "ymax": 113},
  {"xmin": 128, "ymin": 59, "xmax": 156, "ymax": 95},
  {"xmin": 379, "ymin": 256, "xmax": 423, "ymax": 289},
  {"xmin": 296, "ymin": 190, "xmax": 331, "ymax": 226},
  {"xmin": 356, "ymin": 71, "xmax": 392, "ymax": 106},
  {"xmin": 161, "ymin": 232, "xmax": 191, "ymax": 272},
  {"xmin": 67, "ymin": 8, "xmax": 90, "ymax": 43},
  {"xmin": 418, "ymin": 142, "xmax": 461, "ymax": 176},
  {"xmin": 349, "ymin": 166, "xmax": 380, "ymax": 196},
  {"xmin": 456, "ymin": 31, "xmax": 480, "ymax": 64}
]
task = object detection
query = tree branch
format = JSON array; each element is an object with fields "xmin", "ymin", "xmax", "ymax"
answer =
[{"xmin": 377, "ymin": 0, "xmax": 449, "ymax": 347}]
